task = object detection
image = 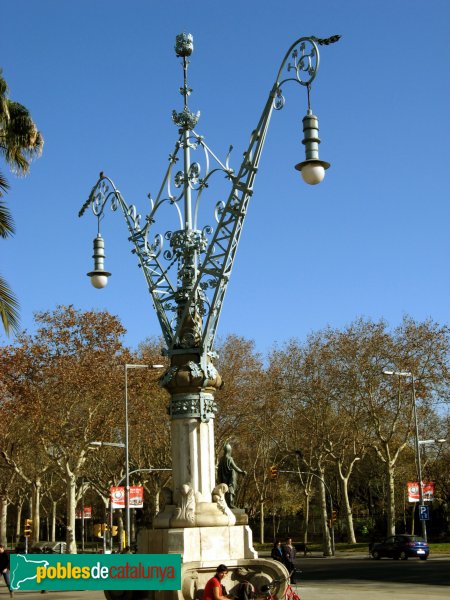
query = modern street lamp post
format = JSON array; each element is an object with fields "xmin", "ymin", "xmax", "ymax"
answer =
[
  {"xmin": 80, "ymin": 32, "xmax": 339, "ymax": 577},
  {"xmin": 383, "ymin": 369, "xmax": 427, "ymax": 540}
]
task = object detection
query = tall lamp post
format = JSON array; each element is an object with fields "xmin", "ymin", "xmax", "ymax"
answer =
[
  {"xmin": 383, "ymin": 369, "xmax": 427, "ymax": 541},
  {"xmin": 79, "ymin": 32, "xmax": 339, "ymax": 575},
  {"xmin": 125, "ymin": 363, "xmax": 164, "ymax": 547}
]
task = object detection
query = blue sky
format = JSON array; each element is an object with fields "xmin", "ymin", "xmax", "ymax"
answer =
[{"xmin": 1, "ymin": 0, "xmax": 449, "ymax": 355}]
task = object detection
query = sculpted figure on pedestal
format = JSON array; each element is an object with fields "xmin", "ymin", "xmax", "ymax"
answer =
[{"xmin": 217, "ymin": 444, "xmax": 247, "ymax": 508}]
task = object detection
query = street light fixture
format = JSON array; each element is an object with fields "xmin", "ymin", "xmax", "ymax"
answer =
[
  {"xmin": 79, "ymin": 33, "xmax": 339, "ymax": 569},
  {"xmin": 124, "ymin": 363, "xmax": 164, "ymax": 547},
  {"xmin": 382, "ymin": 369, "xmax": 427, "ymax": 540},
  {"xmin": 89, "ymin": 441, "xmax": 125, "ymax": 448},
  {"xmin": 418, "ymin": 439, "xmax": 446, "ymax": 445}
]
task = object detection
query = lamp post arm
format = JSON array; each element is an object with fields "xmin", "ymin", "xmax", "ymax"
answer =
[
  {"xmin": 193, "ymin": 89, "xmax": 276, "ymax": 353},
  {"xmin": 79, "ymin": 172, "xmax": 181, "ymax": 348},
  {"xmin": 178, "ymin": 34, "xmax": 340, "ymax": 355},
  {"xmin": 117, "ymin": 468, "xmax": 172, "ymax": 486}
]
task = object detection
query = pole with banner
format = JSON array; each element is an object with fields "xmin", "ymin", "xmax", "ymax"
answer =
[{"xmin": 407, "ymin": 482, "xmax": 434, "ymax": 503}]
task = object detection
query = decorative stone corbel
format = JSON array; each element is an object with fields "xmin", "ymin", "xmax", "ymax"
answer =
[{"xmin": 172, "ymin": 483, "xmax": 196, "ymax": 526}]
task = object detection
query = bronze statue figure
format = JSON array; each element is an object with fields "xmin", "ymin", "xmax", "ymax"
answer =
[{"xmin": 217, "ymin": 443, "xmax": 247, "ymax": 508}]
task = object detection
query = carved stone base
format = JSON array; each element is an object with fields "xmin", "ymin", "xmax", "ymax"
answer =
[
  {"xmin": 137, "ymin": 525, "xmax": 257, "ymax": 562},
  {"xmin": 154, "ymin": 501, "xmax": 236, "ymax": 529}
]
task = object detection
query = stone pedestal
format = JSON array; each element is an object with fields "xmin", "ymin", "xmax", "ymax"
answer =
[
  {"xmin": 129, "ymin": 350, "xmax": 286, "ymax": 600},
  {"xmin": 170, "ymin": 417, "xmax": 215, "ymax": 505},
  {"xmin": 137, "ymin": 525, "xmax": 257, "ymax": 561}
]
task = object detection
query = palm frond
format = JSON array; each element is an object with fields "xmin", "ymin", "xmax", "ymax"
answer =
[
  {"xmin": 0, "ymin": 273, "xmax": 20, "ymax": 336},
  {"xmin": 0, "ymin": 172, "xmax": 14, "ymax": 237},
  {"xmin": 0, "ymin": 200, "xmax": 15, "ymax": 238},
  {"xmin": 0, "ymin": 171, "xmax": 9, "ymax": 194},
  {"xmin": 0, "ymin": 101, "xmax": 43, "ymax": 174},
  {"xmin": 0, "ymin": 69, "xmax": 10, "ymax": 123}
]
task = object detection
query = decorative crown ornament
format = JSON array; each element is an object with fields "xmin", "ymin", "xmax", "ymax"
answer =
[{"xmin": 175, "ymin": 33, "xmax": 194, "ymax": 57}]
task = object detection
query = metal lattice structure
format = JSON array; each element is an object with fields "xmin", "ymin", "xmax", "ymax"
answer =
[{"xmin": 79, "ymin": 34, "xmax": 339, "ymax": 363}]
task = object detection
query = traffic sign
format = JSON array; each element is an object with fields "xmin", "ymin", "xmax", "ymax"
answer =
[{"xmin": 419, "ymin": 505, "xmax": 430, "ymax": 520}]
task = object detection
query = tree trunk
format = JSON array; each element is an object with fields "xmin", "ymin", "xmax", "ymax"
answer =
[
  {"xmin": 318, "ymin": 475, "xmax": 332, "ymax": 556},
  {"xmin": 154, "ymin": 490, "xmax": 160, "ymax": 516},
  {"xmin": 117, "ymin": 511, "xmax": 124, "ymax": 550},
  {"xmin": 16, "ymin": 500, "xmax": 23, "ymax": 543},
  {"xmin": 0, "ymin": 498, "xmax": 8, "ymax": 545},
  {"xmin": 131, "ymin": 509, "xmax": 136, "ymax": 548},
  {"xmin": 66, "ymin": 476, "xmax": 77, "ymax": 553},
  {"xmin": 341, "ymin": 475, "xmax": 356, "ymax": 543},
  {"xmin": 385, "ymin": 462, "xmax": 396, "ymax": 536},
  {"xmin": 302, "ymin": 490, "xmax": 310, "ymax": 544},
  {"xmin": 32, "ymin": 478, "xmax": 41, "ymax": 545},
  {"xmin": 260, "ymin": 499, "xmax": 265, "ymax": 544},
  {"xmin": 51, "ymin": 501, "xmax": 57, "ymax": 542}
]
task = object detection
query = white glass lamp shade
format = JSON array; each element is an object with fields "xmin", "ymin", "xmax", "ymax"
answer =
[
  {"xmin": 295, "ymin": 159, "xmax": 330, "ymax": 186},
  {"xmin": 90, "ymin": 273, "xmax": 109, "ymax": 289},
  {"xmin": 300, "ymin": 162, "xmax": 326, "ymax": 185}
]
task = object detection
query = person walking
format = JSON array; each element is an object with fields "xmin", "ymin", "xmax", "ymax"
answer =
[
  {"xmin": 282, "ymin": 537, "xmax": 297, "ymax": 584},
  {"xmin": 0, "ymin": 544, "xmax": 13, "ymax": 597},
  {"xmin": 271, "ymin": 540, "xmax": 283, "ymax": 563}
]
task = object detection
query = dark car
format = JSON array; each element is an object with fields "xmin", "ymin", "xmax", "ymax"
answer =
[
  {"xmin": 14, "ymin": 541, "xmax": 67, "ymax": 554},
  {"xmin": 43, "ymin": 542, "xmax": 67, "ymax": 554},
  {"xmin": 371, "ymin": 534, "xmax": 429, "ymax": 560}
]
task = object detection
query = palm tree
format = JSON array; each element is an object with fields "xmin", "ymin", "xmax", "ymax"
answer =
[
  {"xmin": 0, "ymin": 172, "xmax": 19, "ymax": 334},
  {"xmin": 0, "ymin": 69, "xmax": 43, "ymax": 335}
]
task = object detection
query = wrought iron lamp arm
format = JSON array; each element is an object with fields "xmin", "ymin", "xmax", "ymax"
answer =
[
  {"xmin": 175, "ymin": 34, "xmax": 339, "ymax": 356},
  {"xmin": 79, "ymin": 33, "xmax": 339, "ymax": 358},
  {"xmin": 80, "ymin": 170, "xmax": 182, "ymax": 347}
]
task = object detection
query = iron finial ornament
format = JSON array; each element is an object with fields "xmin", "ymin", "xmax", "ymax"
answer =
[
  {"xmin": 172, "ymin": 107, "xmax": 201, "ymax": 130},
  {"xmin": 175, "ymin": 33, "xmax": 194, "ymax": 57}
]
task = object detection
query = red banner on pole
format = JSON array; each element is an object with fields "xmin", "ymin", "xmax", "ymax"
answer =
[
  {"xmin": 110, "ymin": 486, "xmax": 144, "ymax": 508},
  {"xmin": 407, "ymin": 481, "xmax": 434, "ymax": 502},
  {"xmin": 129, "ymin": 486, "xmax": 144, "ymax": 508},
  {"xmin": 75, "ymin": 506, "xmax": 92, "ymax": 519}
]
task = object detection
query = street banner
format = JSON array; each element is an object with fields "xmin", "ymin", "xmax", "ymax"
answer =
[
  {"xmin": 110, "ymin": 486, "xmax": 144, "ymax": 509},
  {"xmin": 10, "ymin": 554, "xmax": 181, "ymax": 591},
  {"xmin": 110, "ymin": 486, "xmax": 125, "ymax": 508},
  {"xmin": 75, "ymin": 506, "xmax": 92, "ymax": 519},
  {"xmin": 407, "ymin": 481, "xmax": 434, "ymax": 502},
  {"xmin": 129, "ymin": 486, "xmax": 144, "ymax": 508}
]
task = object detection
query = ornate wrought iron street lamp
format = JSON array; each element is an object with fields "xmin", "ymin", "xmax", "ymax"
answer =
[{"xmin": 79, "ymin": 32, "xmax": 339, "ymax": 570}]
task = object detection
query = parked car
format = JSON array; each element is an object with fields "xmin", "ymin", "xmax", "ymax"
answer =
[
  {"xmin": 14, "ymin": 541, "xmax": 67, "ymax": 554},
  {"xmin": 14, "ymin": 542, "xmax": 44, "ymax": 553},
  {"xmin": 371, "ymin": 534, "xmax": 429, "ymax": 560},
  {"xmin": 43, "ymin": 542, "xmax": 67, "ymax": 554}
]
